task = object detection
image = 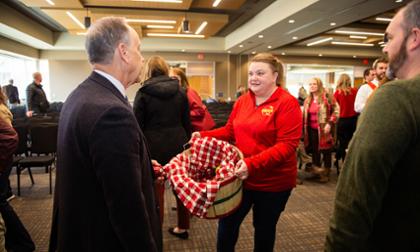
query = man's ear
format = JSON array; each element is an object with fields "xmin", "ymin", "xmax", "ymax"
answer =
[
  {"xmin": 408, "ymin": 27, "xmax": 420, "ymax": 51},
  {"xmin": 117, "ymin": 42, "xmax": 129, "ymax": 63}
]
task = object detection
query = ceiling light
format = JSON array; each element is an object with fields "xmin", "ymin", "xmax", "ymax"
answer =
[
  {"xmin": 227, "ymin": 51, "xmax": 231, "ymax": 53},
  {"xmin": 318, "ymin": 54, "xmax": 323, "ymax": 57},
  {"xmin": 66, "ymin": 11, "xmax": 85, "ymax": 29},
  {"xmin": 146, "ymin": 25, "xmax": 174, "ymax": 29},
  {"xmin": 353, "ymin": 55, "xmax": 357, "ymax": 58},
  {"xmin": 378, "ymin": 41, "xmax": 385, "ymax": 45},
  {"xmin": 213, "ymin": 0, "xmax": 222, "ymax": 7},
  {"xmin": 292, "ymin": 36, "xmax": 298, "ymax": 40},
  {"xmin": 307, "ymin": 37, "xmax": 333, "ymax": 46},
  {"xmin": 131, "ymin": 0, "xmax": 183, "ymax": 3},
  {"xmin": 252, "ymin": 51, "xmax": 256, "ymax": 55},
  {"xmin": 330, "ymin": 22, "xmax": 336, "ymax": 26},
  {"xmin": 258, "ymin": 34, "xmax": 264, "ymax": 38},
  {"xmin": 182, "ymin": 20, "xmax": 190, "ymax": 33},
  {"xmin": 376, "ymin": 17, "xmax": 393, "ymax": 22},
  {"xmin": 45, "ymin": 0, "xmax": 55, "ymax": 5},
  {"xmin": 332, "ymin": 41, "xmax": 374, "ymax": 46},
  {"xmin": 76, "ymin": 32, "xmax": 87, "ymax": 36},
  {"xmin": 288, "ymin": 19, "xmax": 295, "ymax": 24},
  {"xmin": 127, "ymin": 19, "xmax": 176, "ymax": 24},
  {"xmin": 380, "ymin": 44, "xmax": 386, "ymax": 47},
  {"xmin": 239, "ymin": 44, "xmax": 243, "ymax": 48},
  {"xmin": 335, "ymin": 30, "xmax": 384, "ymax": 36},
  {"xmin": 281, "ymin": 52, "xmax": 286, "ymax": 55},
  {"xmin": 395, "ymin": 0, "xmax": 403, "ymax": 2},
  {"xmin": 181, "ymin": 49, "xmax": 186, "ymax": 52},
  {"xmin": 195, "ymin": 21, "xmax": 208, "ymax": 35},
  {"xmin": 350, "ymin": 35, "xmax": 367, "ymax": 39},
  {"xmin": 267, "ymin": 45, "xmax": 272, "ymax": 49},
  {"xmin": 147, "ymin": 33, "xmax": 205, "ymax": 38}
]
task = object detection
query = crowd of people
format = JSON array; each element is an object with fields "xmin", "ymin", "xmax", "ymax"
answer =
[{"xmin": 1, "ymin": 1, "xmax": 420, "ymax": 251}]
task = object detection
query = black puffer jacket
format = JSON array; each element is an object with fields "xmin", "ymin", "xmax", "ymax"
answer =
[{"xmin": 133, "ymin": 75, "xmax": 191, "ymax": 165}]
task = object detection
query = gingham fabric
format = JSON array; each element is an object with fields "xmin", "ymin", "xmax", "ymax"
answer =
[{"xmin": 160, "ymin": 137, "xmax": 242, "ymax": 218}]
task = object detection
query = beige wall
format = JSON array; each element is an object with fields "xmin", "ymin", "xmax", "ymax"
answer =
[{"xmin": 0, "ymin": 36, "xmax": 39, "ymax": 59}]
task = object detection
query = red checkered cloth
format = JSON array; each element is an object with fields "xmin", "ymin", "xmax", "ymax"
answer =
[{"xmin": 160, "ymin": 137, "xmax": 242, "ymax": 218}]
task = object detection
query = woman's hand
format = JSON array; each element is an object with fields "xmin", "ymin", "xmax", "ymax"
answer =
[
  {"xmin": 324, "ymin": 123, "xmax": 331, "ymax": 134},
  {"xmin": 234, "ymin": 160, "xmax": 248, "ymax": 180}
]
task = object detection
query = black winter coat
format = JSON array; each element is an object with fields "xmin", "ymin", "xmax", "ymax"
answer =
[{"xmin": 134, "ymin": 75, "xmax": 191, "ymax": 165}]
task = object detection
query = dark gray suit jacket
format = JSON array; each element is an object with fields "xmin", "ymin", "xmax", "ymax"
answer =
[{"xmin": 49, "ymin": 72, "xmax": 162, "ymax": 252}]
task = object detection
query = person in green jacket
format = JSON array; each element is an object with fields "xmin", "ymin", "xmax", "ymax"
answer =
[{"xmin": 325, "ymin": 1, "xmax": 420, "ymax": 251}]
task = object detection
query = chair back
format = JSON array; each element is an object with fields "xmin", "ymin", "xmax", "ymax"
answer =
[
  {"xmin": 29, "ymin": 123, "xmax": 58, "ymax": 155},
  {"xmin": 14, "ymin": 124, "xmax": 29, "ymax": 156}
]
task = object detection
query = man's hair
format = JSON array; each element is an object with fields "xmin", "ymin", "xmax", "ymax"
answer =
[
  {"xmin": 402, "ymin": 0, "xmax": 420, "ymax": 34},
  {"xmin": 85, "ymin": 17, "xmax": 130, "ymax": 64},
  {"xmin": 372, "ymin": 57, "xmax": 388, "ymax": 69},
  {"xmin": 363, "ymin": 68, "xmax": 373, "ymax": 77}
]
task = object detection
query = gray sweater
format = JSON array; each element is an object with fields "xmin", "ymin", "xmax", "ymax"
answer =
[{"xmin": 325, "ymin": 75, "xmax": 420, "ymax": 251}]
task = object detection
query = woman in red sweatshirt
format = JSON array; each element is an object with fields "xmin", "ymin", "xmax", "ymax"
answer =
[
  {"xmin": 193, "ymin": 53, "xmax": 302, "ymax": 251},
  {"xmin": 333, "ymin": 74, "xmax": 358, "ymax": 171}
]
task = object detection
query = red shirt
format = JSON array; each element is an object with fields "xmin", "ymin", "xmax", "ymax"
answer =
[
  {"xmin": 334, "ymin": 88, "xmax": 358, "ymax": 118},
  {"xmin": 309, "ymin": 100, "xmax": 319, "ymax": 129},
  {"xmin": 200, "ymin": 88, "xmax": 302, "ymax": 192}
]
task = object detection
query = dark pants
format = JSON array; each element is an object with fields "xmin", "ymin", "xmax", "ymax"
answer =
[
  {"xmin": 217, "ymin": 189, "xmax": 291, "ymax": 252},
  {"xmin": 335, "ymin": 116, "xmax": 358, "ymax": 161},
  {"xmin": 174, "ymin": 192, "xmax": 190, "ymax": 229},
  {"xmin": 0, "ymin": 163, "xmax": 35, "ymax": 252},
  {"xmin": 308, "ymin": 127, "xmax": 331, "ymax": 168}
]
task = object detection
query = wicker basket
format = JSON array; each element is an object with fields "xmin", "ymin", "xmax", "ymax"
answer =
[{"xmin": 182, "ymin": 145, "xmax": 244, "ymax": 219}]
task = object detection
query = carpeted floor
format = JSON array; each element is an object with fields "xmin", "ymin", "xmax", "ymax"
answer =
[{"xmin": 9, "ymin": 167, "xmax": 338, "ymax": 252}]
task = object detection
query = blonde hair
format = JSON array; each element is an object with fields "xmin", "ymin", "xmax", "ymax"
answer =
[
  {"xmin": 140, "ymin": 56, "xmax": 169, "ymax": 84},
  {"xmin": 250, "ymin": 53, "xmax": 284, "ymax": 87},
  {"xmin": 306, "ymin": 77, "xmax": 325, "ymax": 104},
  {"xmin": 336, "ymin": 74, "xmax": 352, "ymax": 95}
]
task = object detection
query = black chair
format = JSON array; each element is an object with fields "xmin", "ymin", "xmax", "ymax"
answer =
[
  {"xmin": 18, "ymin": 123, "xmax": 58, "ymax": 195},
  {"xmin": 12, "ymin": 123, "xmax": 35, "ymax": 196}
]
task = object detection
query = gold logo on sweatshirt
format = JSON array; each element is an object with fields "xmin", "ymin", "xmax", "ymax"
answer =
[{"xmin": 261, "ymin": 105, "xmax": 274, "ymax": 116}]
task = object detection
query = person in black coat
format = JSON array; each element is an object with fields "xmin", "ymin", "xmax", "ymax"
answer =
[
  {"xmin": 2, "ymin": 79, "xmax": 20, "ymax": 106},
  {"xmin": 26, "ymin": 72, "xmax": 49, "ymax": 116},
  {"xmin": 133, "ymin": 56, "xmax": 191, "ymax": 231},
  {"xmin": 49, "ymin": 17, "xmax": 162, "ymax": 252}
]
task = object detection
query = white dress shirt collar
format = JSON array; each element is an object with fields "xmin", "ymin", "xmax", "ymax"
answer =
[{"xmin": 94, "ymin": 69, "xmax": 126, "ymax": 98}]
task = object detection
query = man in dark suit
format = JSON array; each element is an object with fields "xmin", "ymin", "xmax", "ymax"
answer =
[
  {"xmin": 2, "ymin": 79, "xmax": 20, "ymax": 107},
  {"xmin": 49, "ymin": 17, "xmax": 162, "ymax": 252},
  {"xmin": 26, "ymin": 72, "xmax": 49, "ymax": 116}
]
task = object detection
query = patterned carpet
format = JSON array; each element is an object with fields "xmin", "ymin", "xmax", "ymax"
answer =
[{"xmin": 9, "ymin": 167, "xmax": 338, "ymax": 252}]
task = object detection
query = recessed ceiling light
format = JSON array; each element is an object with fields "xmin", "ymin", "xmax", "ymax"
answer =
[
  {"xmin": 127, "ymin": 19, "xmax": 176, "ymax": 24},
  {"xmin": 227, "ymin": 51, "xmax": 231, "ymax": 53},
  {"xmin": 350, "ymin": 35, "xmax": 367, "ymax": 39},
  {"xmin": 281, "ymin": 52, "xmax": 286, "ymax": 55},
  {"xmin": 318, "ymin": 54, "xmax": 323, "ymax": 57},
  {"xmin": 330, "ymin": 22, "xmax": 336, "ymax": 26},
  {"xmin": 147, "ymin": 33, "xmax": 205, "ymax": 38},
  {"xmin": 181, "ymin": 49, "xmax": 186, "ymax": 52},
  {"xmin": 376, "ymin": 17, "xmax": 393, "ymax": 22},
  {"xmin": 378, "ymin": 41, "xmax": 385, "ymax": 45},
  {"xmin": 292, "ymin": 36, "xmax": 298, "ymax": 40},
  {"xmin": 288, "ymin": 19, "xmax": 295, "ymax": 24},
  {"xmin": 395, "ymin": 0, "xmax": 403, "ymax": 2},
  {"xmin": 307, "ymin": 37, "xmax": 333, "ymax": 46},
  {"xmin": 131, "ymin": 0, "xmax": 182, "ymax": 2},
  {"xmin": 252, "ymin": 51, "xmax": 256, "ymax": 54},
  {"xmin": 45, "ymin": 0, "xmax": 55, "ymax": 5},
  {"xmin": 258, "ymin": 34, "xmax": 264, "ymax": 38},
  {"xmin": 66, "ymin": 11, "xmax": 85, "ymax": 29},
  {"xmin": 195, "ymin": 21, "xmax": 208, "ymax": 35},
  {"xmin": 332, "ymin": 41, "xmax": 374, "ymax": 46},
  {"xmin": 353, "ymin": 55, "xmax": 357, "ymax": 58},
  {"xmin": 239, "ymin": 44, "xmax": 243, "ymax": 48},
  {"xmin": 335, "ymin": 30, "xmax": 384, "ymax": 36},
  {"xmin": 76, "ymin": 32, "xmax": 87, "ymax": 36},
  {"xmin": 213, "ymin": 0, "xmax": 222, "ymax": 7},
  {"xmin": 267, "ymin": 45, "xmax": 272, "ymax": 49},
  {"xmin": 146, "ymin": 25, "xmax": 174, "ymax": 29}
]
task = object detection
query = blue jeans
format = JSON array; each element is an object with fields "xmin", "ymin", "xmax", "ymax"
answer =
[{"xmin": 217, "ymin": 189, "xmax": 291, "ymax": 252}]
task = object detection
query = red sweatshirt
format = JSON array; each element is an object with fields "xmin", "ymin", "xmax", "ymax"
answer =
[
  {"xmin": 334, "ymin": 88, "xmax": 358, "ymax": 118},
  {"xmin": 200, "ymin": 88, "xmax": 302, "ymax": 192}
]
